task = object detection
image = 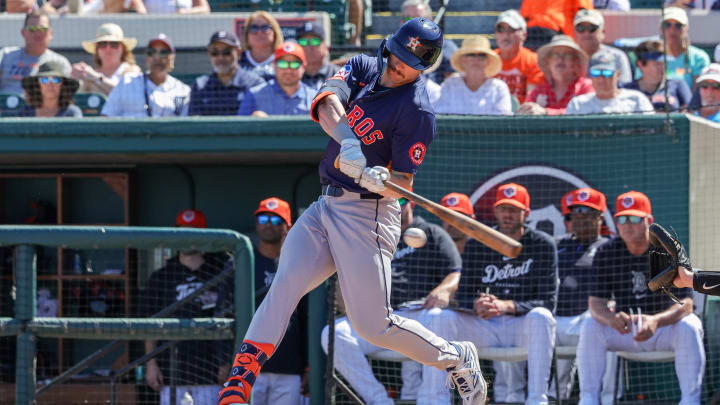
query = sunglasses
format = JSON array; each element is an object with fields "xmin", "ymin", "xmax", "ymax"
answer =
[
  {"xmin": 249, "ymin": 24, "xmax": 272, "ymax": 33},
  {"xmin": 495, "ymin": 25, "xmax": 520, "ymax": 34},
  {"xmin": 276, "ymin": 59, "xmax": 302, "ymax": 69},
  {"xmin": 575, "ymin": 24, "xmax": 599, "ymax": 33},
  {"xmin": 97, "ymin": 41, "xmax": 121, "ymax": 49},
  {"xmin": 464, "ymin": 53, "xmax": 487, "ymax": 59},
  {"xmin": 39, "ymin": 76, "xmax": 62, "ymax": 85},
  {"xmin": 616, "ymin": 215, "xmax": 644, "ymax": 225},
  {"xmin": 398, "ymin": 197, "xmax": 408, "ymax": 206},
  {"xmin": 662, "ymin": 21, "xmax": 684, "ymax": 30},
  {"xmin": 209, "ymin": 48, "xmax": 233, "ymax": 57},
  {"xmin": 25, "ymin": 25, "xmax": 49, "ymax": 33},
  {"xmin": 146, "ymin": 48, "xmax": 172, "ymax": 58},
  {"xmin": 298, "ymin": 37, "xmax": 322, "ymax": 47},
  {"xmin": 590, "ymin": 68, "xmax": 615, "ymax": 78},
  {"xmin": 699, "ymin": 81, "xmax": 720, "ymax": 90},
  {"xmin": 257, "ymin": 214, "xmax": 284, "ymax": 226}
]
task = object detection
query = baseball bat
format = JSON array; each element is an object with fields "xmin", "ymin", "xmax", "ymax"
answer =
[
  {"xmin": 333, "ymin": 158, "xmax": 522, "ymax": 257},
  {"xmin": 383, "ymin": 181, "xmax": 523, "ymax": 258}
]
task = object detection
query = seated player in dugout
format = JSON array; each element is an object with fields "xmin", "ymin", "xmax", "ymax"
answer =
[
  {"xmin": 440, "ymin": 192, "xmax": 475, "ymax": 255},
  {"xmin": 416, "ymin": 183, "xmax": 558, "ymax": 405},
  {"xmin": 219, "ymin": 17, "xmax": 488, "ymax": 405},
  {"xmin": 552, "ymin": 188, "xmax": 619, "ymax": 404},
  {"xmin": 576, "ymin": 191, "xmax": 704, "ymax": 405},
  {"xmin": 321, "ymin": 196, "xmax": 463, "ymax": 405},
  {"xmin": 143, "ymin": 209, "xmax": 233, "ymax": 405}
]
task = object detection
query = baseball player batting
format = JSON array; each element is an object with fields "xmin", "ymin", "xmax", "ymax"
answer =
[{"xmin": 218, "ymin": 18, "xmax": 486, "ymax": 405}]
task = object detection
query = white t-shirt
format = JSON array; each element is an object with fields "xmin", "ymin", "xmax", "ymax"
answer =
[
  {"xmin": 594, "ymin": 0, "xmax": 630, "ymax": 10},
  {"xmin": 423, "ymin": 76, "xmax": 441, "ymax": 110},
  {"xmin": 145, "ymin": 0, "xmax": 192, "ymax": 13},
  {"xmin": 566, "ymin": 89, "xmax": 654, "ymax": 115},
  {"xmin": 434, "ymin": 75, "xmax": 512, "ymax": 115},
  {"xmin": 102, "ymin": 72, "xmax": 190, "ymax": 117}
]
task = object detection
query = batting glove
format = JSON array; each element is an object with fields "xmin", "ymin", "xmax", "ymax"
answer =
[
  {"xmin": 359, "ymin": 166, "xmax": 389, "ymax": 193},
  {"xmin": 338, "ymin": 138, "xmax": 366, "ymax": 181}
]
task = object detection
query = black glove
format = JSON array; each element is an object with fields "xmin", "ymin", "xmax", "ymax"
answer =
[{"xmin": 648, "ymin": 223, "xmax": 690, "ymax": 304}]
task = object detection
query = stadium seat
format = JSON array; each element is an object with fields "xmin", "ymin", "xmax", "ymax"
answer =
[
  {"xmin": 0, "ymin": 92, "xmax": 26, "ymax": 117},
  {"xmin": 74, "ymin": 93, "xmax": 106, "ymax": 117}
]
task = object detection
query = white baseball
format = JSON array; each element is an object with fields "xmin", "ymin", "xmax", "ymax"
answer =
[{"xmin": 403, "ymin": 227, "xmax": 427, "ymax": 248}]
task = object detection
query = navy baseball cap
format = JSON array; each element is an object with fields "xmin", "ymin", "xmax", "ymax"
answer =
[
  {"xmin": 148, "ymin": 33, "xmax": 175, "ymax": 53},
  {"xmin": 297, "ymin": 21, "xmax": 325, "ymax": 40},
  {"xmin": 209, "ymin": 30, "xmax": 240, "ymax": 48}
]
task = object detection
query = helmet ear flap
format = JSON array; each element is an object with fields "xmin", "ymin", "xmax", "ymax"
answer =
[{"xmin": 382, "ymin": 46, "xmax": 390, "ymax": 58}]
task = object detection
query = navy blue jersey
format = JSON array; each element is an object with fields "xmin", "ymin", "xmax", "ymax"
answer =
[
  {"xmin": 390, "ymin": 216, "xmax": 461, "ymax": 307},
  {"xmin": 311, "ymin": 54, "xmax": 436, "ymax": 193},
  {"xmin": 458, "ymin": 227, "xmax": 558, "ymax": 315},
  {"xmin": 555, "ymin": 234, "xmax": 608, "ymax": 317},
  {"xmin": 621, "ymin": 78, "xmax": 692, "ymax": 112},
  {"xmin": 592, "ymin": 237, "xmax": 692, "ymax": 315}
]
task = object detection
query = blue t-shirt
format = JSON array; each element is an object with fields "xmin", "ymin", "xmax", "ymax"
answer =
[
  {"xmin": 16, "ymin": 104, "xmax": 83, "ymax": 117},
  {"xmin": 665, "ymin": 46, "xmax": 711, "ymax": 89},
  {"xmin": 458, "ymin": 227, "xmax": 558, "ymax": 315},
  {"xmin": 622, "ymin": 78, "xmax": 692, "ymax": 112},
  {"xmin": 592, "ymin": 237, "xmax": 692, "ymax": 315},
  {"xmin": 189, "ymin": 69, "xmax": 265, "ymax": 116},
  {"xmin": 696, "ymin": 109, "xmax": 720, "ymax": 123},
  {"xmin": 555, "ymin": 234, "xmax": 608, "ymax": 317},
  {"xmin": 238, "ymin": 80, "xmax": 316, "ymax": 116},
  {"xmin": 314, "ymin": 54, "xmax": 436, "ymax": 194}
]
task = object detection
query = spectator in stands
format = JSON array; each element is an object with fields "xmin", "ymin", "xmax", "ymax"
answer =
[
  {"xmin": 493, "ymin": 9, "xmax": 545, "ymax": 104},
  {"xmin": 347, "ymin": 0, "xmax": 370, "ymax": 47},
  {"xmin": 240, "ymin": 11, "xmax": 284, "ymax": 82},
  {"xmin": 660, "ymin": 7, "xmax": 710, "ymax": 90},
  {"xmin": 74, "ymin": 0, "xmax": 147, "ymax": 14},
  {"xmin": 566, "ymin": 53, "xmax": 654, "ymax": 114},
  {"xmin": 189, "ymin": 31, "xmax": 264, "ymax": 116},
  {"xmin": 296, "ymin": 22, "xmax": 339, "ymax": 90},
  {"xmin": 102, "ymin": 34, "xmax": 190, "ymax": 117},
  {"xmin": 695, "ymin": 63, "xmax": 720, "ymax": 123},
  {"xmin": 435, "ymin": 36, "xmax": 511, "ymax": 115},
  {"xmin": 0, "ymin": 11, "xmax": 71, "ymax": 95},
  {"xmin": 144, "ymin": 209, "xmax": 232, "ymax": 405},
  {"xmin": 245, "ymin": 197, "xmax": 308, "ymax": 405},
  {"xmin": 72, "ymin": 23, "xmax": 141, "ymax": 96},
  {"xmin": 5, "ymin": 0, "xmax": 35, "ymax": 12},
  {"xmin": 18, "ymin": 60, "xmax": 82, "ymax": 117},
  {"xmin": 519, "ymin": 34, "xmax": 593, "ymax": 115},
  {"xmin": 666, "ymin": 0, "xmax": 720, "ymax": 9},
  {"xmin": 321, "ymin": 196, "xmax": 463, "ymax": 405},
  {"xmin": 400, "ymin": 0, "xmax": 458, "ymax": 85},
  {"xmin": 419, "ymin": 183, "xmax": 558, "ymax": 405},
  {"xmin": 520, "ymin": 0, "xmax": 593, "ymax": 49},
  {"xmin": 440, "ymin": 192, "xmax": 474, "ymax": 255},
  {"xmin": 573, "ymin": 9, "xmax": 632, "ymax": 86},
  {"xmin": 552, "ymin": 188, "xmax": 618, "ymax": 404},
  {"xmin": 143, "ymin": 0, "xmax": 209, "ymax": 14},
  {"xmin": 238, "ymin": 42, "xmax": 316, "ymax": 117},
  {"xmin": 577, "ymin": 191, "xmax": 703, "ymax": 405},
  {"xmin": 622, "ymin": 40, "xmax": 692, "ymax": 112},
  {"xmin": 593, "ymin": 0, "xmax": 629, "ymax": 10}
]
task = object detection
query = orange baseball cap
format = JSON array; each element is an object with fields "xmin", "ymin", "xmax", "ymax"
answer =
[
  {"xmin": 565, "ymin": 188, "xmax": 607, "ymax": 213},
  {"xmin": 275, "ymin": 41, "xmax": 306, "ymax": 66},
  {"xmin": 254, "ymin": 197, "xmax": 292, "ymax": 226},
  {"xmin": 561, "ymin": 190, "xmax": 572, "ymax": 216},
  {"xmin": 493, "ymin": 183, "xmax": 530, "ymax": 212},
  {"xmin": 614, "ymin": 191, "xmax": 652, "ymax": 218},
  {"xmin": 441, "ymin": 192, "xmax": 474, "ymax": 217},
  {"xmin": 176, "ymin": 209, "xmax": 207, "ymax": 228}
]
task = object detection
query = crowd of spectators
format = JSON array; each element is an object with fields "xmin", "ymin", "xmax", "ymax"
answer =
[{"xmin": 1, "ymin": 3, "xmax": 718, "ymax": 123}]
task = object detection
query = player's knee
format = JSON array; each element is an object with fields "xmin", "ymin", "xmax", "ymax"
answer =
[
  {"xmin": 676, "ymin": 313, "xmax": 703, "ymax": 341},
  {"xmin": 527, "ymin": 307, "xmax": 555, "ymax": 327},
  {"xmin": 579, "ymin": 315, "xmax": 603, "ymax": 338}
]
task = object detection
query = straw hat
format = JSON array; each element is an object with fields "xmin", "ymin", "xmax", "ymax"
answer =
[
  {"xmin": 82, "ymin": 23, "xmax": 137, "ymax": 54},
  {"xmin": 450, "ymin": 36, "xmax": 501, "ymax": 77},
  {"xmin": 536, "ymin": 35, "xmax": 588, "ymax": 74},
  {"xmin": 21, "ymin": 61, "xmax": 79, "ymax": 94}
]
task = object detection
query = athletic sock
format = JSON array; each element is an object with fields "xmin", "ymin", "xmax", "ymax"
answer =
[{"xmin": 218, "ymin": 340, "xmax": 275, "ymax": 404}]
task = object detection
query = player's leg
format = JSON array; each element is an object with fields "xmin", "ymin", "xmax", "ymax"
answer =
[
  {"xmin": 251, "ymin": 374, "xmax": 270, "ymax": 405},
  {"xmin": 265, "ymin": 373, "xmax": 302, "ymax": 405},
  {"xmin": 399, "ymin": 308, "xmax": 443, "ymax": 401},
  {"xmin": 512, "ymin": 308, "xmax": 555, "ymax": 405},
  {"xmin": 320, "ymin": 316, "xmax": 394, "ymax": 405},
  {"xmin": 600, "ymin": 351, "xmax": 620, "ymax": 405},
  {"xmin": 653, "ymin": 313, "xmax": 704, "ymax": 405},
  {"xmin": 190, "ymin": 385, "xmax": 222, "ymax": 405},
  {"xmin": 493, "ymin": 360, "xmax": 526, "ymax": 403},
  {"xmin": 554, "ymin": 315, "xmax": 582, "ymax": 399},
  {"xmin": 219, "ymin": 201, "xmax": 336, "ymax": 404}
]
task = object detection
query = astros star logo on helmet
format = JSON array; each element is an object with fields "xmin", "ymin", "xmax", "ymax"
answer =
[{"xmin": 406, "ymin": 36, "xmax": 420, "ymax": 51}]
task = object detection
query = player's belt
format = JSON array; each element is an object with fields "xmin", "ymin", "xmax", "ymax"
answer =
[{"xmin": 321, "ymin": 184, "xmax": 382, "ymax": 200}]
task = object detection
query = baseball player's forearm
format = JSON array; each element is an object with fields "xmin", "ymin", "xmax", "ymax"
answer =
[
  {"xmin": 316, "ymin": 95, "xmax": 356, "ymax": 144},
  {"xmin": 652, "ymin": 298, "xmax": 693, "ymax": 329},
  {"xmin": 588, "ymin": 296, "xmax": 616, "ymax": 326},
  {"xmin": 377, "ymin": 171, "xmax": 413, "ymax": 199},
  {"xmin": 432, "ymin": 271, "xmax": 461, "ymax": 296}
]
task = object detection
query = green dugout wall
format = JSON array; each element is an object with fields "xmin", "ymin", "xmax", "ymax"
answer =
[{"xmin": 0, "ymin": 114, "xmax": 719, "ymax": 403}]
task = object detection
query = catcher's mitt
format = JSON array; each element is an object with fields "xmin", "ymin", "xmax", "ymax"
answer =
[{"xmin": 648, "ymin": 223, "xmax": 691, "ymax": 304}]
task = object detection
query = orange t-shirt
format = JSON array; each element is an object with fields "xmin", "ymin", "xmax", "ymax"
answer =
[
  {"xmin": 494, "ymin": 47, "xmax": 546, "ymax": 103},
  {"xmin": 520, "ymin": 0, "xmax": 593, "ymax": 39}
]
